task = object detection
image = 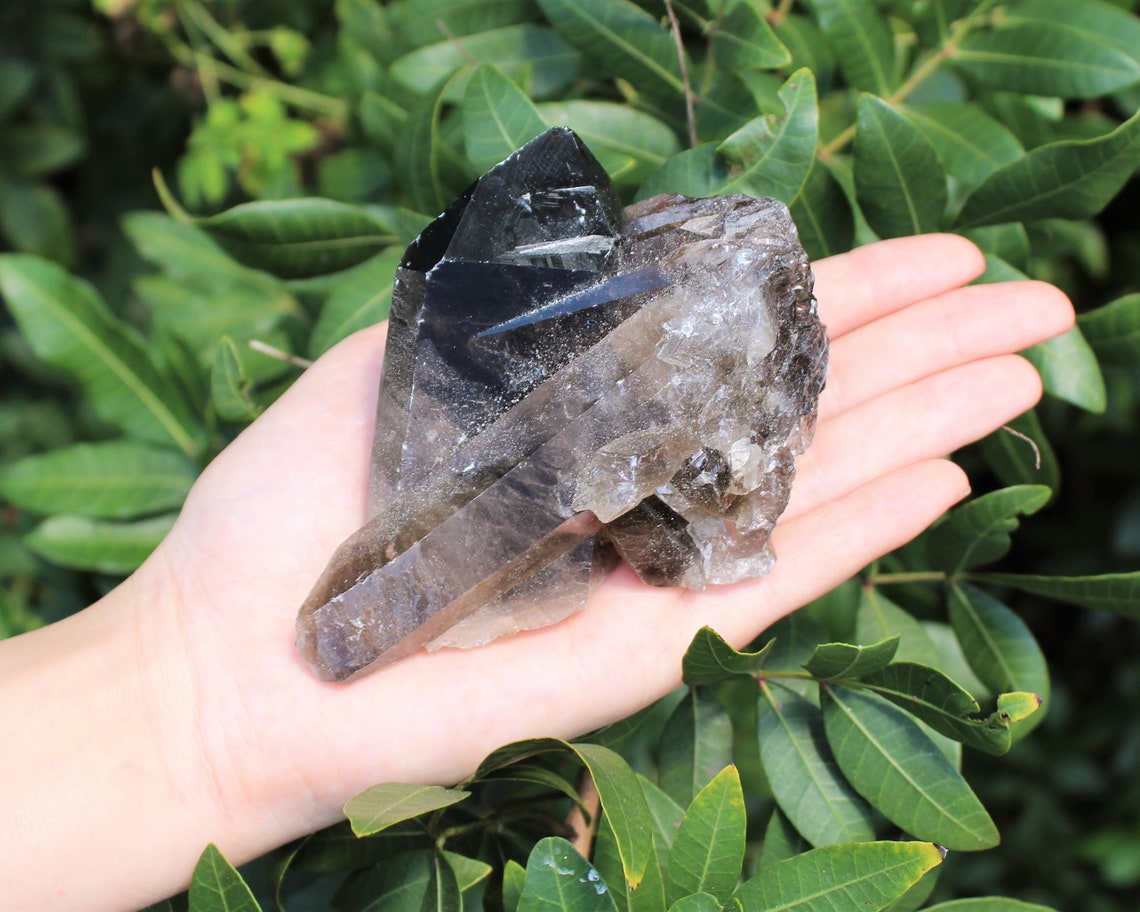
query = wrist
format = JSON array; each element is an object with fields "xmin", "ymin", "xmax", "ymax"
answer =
[{"xmin": 0, "ymin": 553, "xmax": 219, "ymax": 911}]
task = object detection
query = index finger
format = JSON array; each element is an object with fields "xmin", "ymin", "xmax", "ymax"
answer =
[{"xmin": 814, "ymin": 234, "xmax": 986, "ymax": 337}]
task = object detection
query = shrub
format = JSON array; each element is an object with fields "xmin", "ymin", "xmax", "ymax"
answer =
[{"xmin": 2, "ymin": 1, "xmax": 1140, "ymax": 909}]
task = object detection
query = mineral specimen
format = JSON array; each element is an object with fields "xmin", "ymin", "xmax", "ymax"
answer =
[{"xmin": 296, "ymin": 127, "xmax": 827, "ymax": 682}]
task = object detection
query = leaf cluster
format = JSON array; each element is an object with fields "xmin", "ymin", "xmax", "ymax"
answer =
[{"xmin": 2, "ymin": 0, "xmax": 1140, "ymax": 908}]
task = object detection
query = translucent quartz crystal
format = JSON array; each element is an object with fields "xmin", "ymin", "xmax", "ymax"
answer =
[{"xmin": 296, "ymin": 128, "xmax": 827, "ymax": 682}]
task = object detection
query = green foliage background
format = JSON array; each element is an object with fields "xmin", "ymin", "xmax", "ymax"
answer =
[{"xmin": 2, "ymin": 0, "xmax": 1140, "ymax": 910}]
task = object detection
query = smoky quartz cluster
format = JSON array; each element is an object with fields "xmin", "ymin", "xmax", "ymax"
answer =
[{"xmin": 296, "ymin": 128, "xmax": 827, "ymax": 682}]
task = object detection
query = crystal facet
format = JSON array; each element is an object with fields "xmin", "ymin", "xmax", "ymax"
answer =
[{"xmin": 296, "ymin": 128, "xmax": 828, "ymax": 682}]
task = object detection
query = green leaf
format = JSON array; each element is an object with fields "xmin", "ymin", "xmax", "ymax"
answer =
[
  {"xmin": 637, "ymin": 145, "xmax": 729, "ymax": 200},
  {"xmin": 442, "ymin": 856, "xmax": 494, "ymax": 901},
  {"xmin": 666, "ymin": 895, "xmax": 720, "ymax": 912},
  {"xmin": 421, "ymin": 852, "xmax": 461, "ymax": 912},
  {"xmin": 974, "ymin": 571, "xmax": 1140, "ymax": 620},
  {"xmin": 822, "ymin": 686, "xmax": 999, "ymax": 851},
  {"xmin": 682, "ymin": 626, "xmax": 774, "ymax": 686},
  {"xmin": 0, "ymin": 254, "xmax": 203, "ymax": 457},
  {"xmin": 504, "ymin": 859, "xmax": 527, "ymax": 912},
  {"xmin": 790, "ymin": 159, "xmax": 855, "ymax": 260},
  {"xmin": 757, "ymin": 808, "xmax": 809, "ymax": 871},
  {"xmin": 735, "ymin": 841, "xmax": 944, "ymax": 911},
  {"xmin": 955, "ymin": 109, "xmax": 1140, "ymax": 228},
  {"xmin": 0, "ymin": 57, "xmax": 35, "ymax": 119},
  {"xmin": 123, "ymin": 212, "xmax": 268, "ymax": 291},
  {"xmin": 471, "ymin": 737, "xmax": 568, "ymax": 779},
  {"xmin": 961, "ymin": 223, "xmax": 1030, "ymax": 271},
  {"xmin": 464, "ymin": 65, "xmax": 549, "ymax": 172},
  {"xmin": 1021, "ymin": 326, "xmax": 1106, "ymax": 413},
  {"xmin": 861, "ymin": 662, "xmax": 1014, "ymax": 755},
  {"xmin": 399, "ymin": 70, "xmax": 472, "ymax": 216},
  {"xmin": 924, "ymin": 899, "xmax": 1058, "ymax": 912},
  {"xmin": 804, "ymin": 636, "xmax": 900, "ymax": 680},
  {"xmin": 0, "ymin": 178, "xmax": 76, "ymax": 265},
  {"xmin": 194, "ymin": 199, "xmax": 397, "ymax": 280},
  {"xmin": 485, "ymin": 761, "xmax": 584, "ymax": 807},
  {"xmin": 0, "ymin": 123, "xmax": 86, "ymax": 177},
  {"xmin": 536, "ymin": 101, "xmax": 680, "ymax": 188},
  {"xmin": 773, "ymin": 15, "xmax": 836, "ymax": 91},
  {"xmin": 709, "ymin": 2, "xmax": 791, "ymax": 71},
  {"xmin": 947, "ymin": 584, "xmax": 1050, "ymax": 727},
  {"xmin": 536, "ymin": 0, "xmax": 684, "ymax": 102},
  {"xmin": 757, "ymin": 684, "xmax": 875, "ymax": 846},
  {"xmin": 1079, "ymin": 293, "xmax": 1140, "ymax": 364},
  {"xmin": 639, "ymin": 775, "xmax": 686, "ymax": 864},
  {"xmin": 345, "ymin": 783, "xmax": 470, "ymax": 837},
  {"xmin": 593, "ymin": 811, "xmax": 666, "ymax": 912},
  {"xmin": 1007, "ymin": 0, "xmax": 1140, "ymax": 63},
  {"xmin": 762, "ymin": 611, "xmax": 830, "ymax": 696},
  {"xmin": 0, "ymin": 442, "xmax": 196, "ymax": 520},
  {"xmin": 211, "ymin": 336, "xmax": 263, "ymax": 423},
  {"xmin": 25, "ymin": 513, "xmax": 175, "ymax": 574},
  {"xmin": 882, "ymin": 865, "xmax": 941, "ymax": 912},
  {"xmin": 574, "ymin": 743, "xmax": 656, "ymax": 889},
  {"xmin": 806, "ymin": 0, "xmax": 898, "ymax": 95},
  {"xmin": 954, "ymin": 21, "xmax": 1140, "ymax": 99},
  {"xmin": 310, "ymin": 247, "xmax": 402, "ymax": 357},
  {"xmin": 856, "ymin": 588, "xmax": 943, "ymax": 669},
  {"xmin": 657, "ymin": 686, "xmax": 733, "ymax": 807},
  {"xmin": 478, "ymin": 739, "xmax": 655, "ymax": 896},
  {"xmin": 156, "ymin": 327, "xmax": 209, "ymax": 413},
  {"xmin": 978, "ymin": 411, "xmax": 1060, "ymax": 493},
  {"xmin": 387, "ymin": 0, "xmax": 536, "ymax": 50},
  {"xmin": 854, "ymin": 95, "xmax": 948, "ymax": 238},
  {"xmin": 903, "ymin": 103, "xmax": 1023, "ymax": 211},
  {"xmin": 518, "ymin": 837, "xmax": 619, "ymax": 912},
  {"xmin": 336, "ymin": 849, "xmax": 437, "ymax": 912},
  {"xmin": 719, "ymin": 69, "xmax": 819, "ymax": 204},
  {"xmin": 664, "ymin": 766, "xmax": 746, "ymax": 905},
  {"xmin": 925, "ymin": 485, "xmax": 1052, "ymax": 574},
  {"xmin": 188, "ymin": 843, "xmax": 262, "ymax": 912},
  {"xmin": 390, "ymin": 25, "xmax": 581, "ymax": 100}
]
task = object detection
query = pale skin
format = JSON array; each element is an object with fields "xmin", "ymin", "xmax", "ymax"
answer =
[{"xmin": 0, "ymin": 235, "xmax": 1075, "ymax": 910}]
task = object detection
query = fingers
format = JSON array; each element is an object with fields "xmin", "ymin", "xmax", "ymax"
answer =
[
  {"xmin": 740, "ymin": 459, "xmax": 970, "ymax": 636},
  {"xmin": 819, "ymin": 280, "xmax": 1074, "ymax": 421},
  {"xmin": 785, "ymin": 354, "xmax": 1041, "ymax": 522},
  {"xmin": 813, "ymin": 234, "xmax": 986, "ymax": 337},
  {"xmin": 334, "ymin": 459, "xmax": 973, "ymax": 793}
]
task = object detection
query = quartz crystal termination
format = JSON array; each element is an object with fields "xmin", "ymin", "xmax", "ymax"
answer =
[{"xmin": 296, "ymin": 127, "xmax": 827, "ymax": 682}]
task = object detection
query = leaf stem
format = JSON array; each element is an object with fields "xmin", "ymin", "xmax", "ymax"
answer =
[
  {"xmin": 866, "ymin": 571, "xmax": 949, "ymax": 585},
  {"xmin": 770, "ymin": 0, "xmax": 796, "ymax": 26},
  {"xmin": 664, "ymin": 0, "xmax": 699, "ymax": 147},
  {"xmin": 434, "ymin": 808, "xmax": 572, "ymax": 846},
  {"xmin": 166, "ymin": 41, "xmax": 345, "ymax": 118},
  {"xmin": 565, "ymin": 767, "xmax": 600, "ymax": 859},
  {"xmin": 181, "ymin": 0, "xmax": 268, "ymax": 78},
  {"xmin": 818, "ymin": 0, "xmax": 1001, "ymax": 160}
]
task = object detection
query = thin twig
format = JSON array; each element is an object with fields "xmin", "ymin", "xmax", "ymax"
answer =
[
  {"xmin": 769, "ymin": 0, "xmax": 795, "ymax": 25},
  {"xmin": 566, "ymin": 767, "xmax": 601, "ymax": 859},
  {"xmin": 435, "ymin": 18, "xmax": 480, "ymax": 66},
  {"xmin": 819, "ymin": 0, "xmax": 1003, "ymax": 159},
  {"xmin": 248, "ymin": 339, "xmax": 313, "ymax": 369},
  {"xmin": 664, "ymin": 0, "xmax": 699, "ymax": 147},
  {"xmin": 1000, "ymin": 424, "xmax": 1043, "ymax": 470}
]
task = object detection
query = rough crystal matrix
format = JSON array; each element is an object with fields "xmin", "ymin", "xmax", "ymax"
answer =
[{"xmin": 297, "ymin": 127, "xmax": 827, "ymax": 682}]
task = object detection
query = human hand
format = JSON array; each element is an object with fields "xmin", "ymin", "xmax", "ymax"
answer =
[
  {"xmin": 0, "ymin": 234, "xmax": 1074, "ymax": 910},
  {"xmin": 155, "ymin": 230, "xmax": 1074, "ymax": 853}
]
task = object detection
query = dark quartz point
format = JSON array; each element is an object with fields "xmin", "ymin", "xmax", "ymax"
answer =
[{"xmin": 296, "ymin": 127, "xmax": 828, "ymax": 682}]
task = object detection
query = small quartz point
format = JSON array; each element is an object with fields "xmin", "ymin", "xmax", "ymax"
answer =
[{"xmin": 296, "ymin": 127, "xmax": 828, "ymax": 682}]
